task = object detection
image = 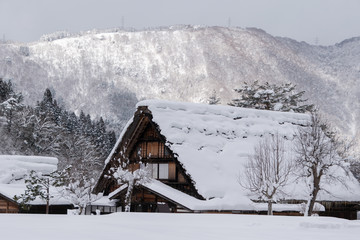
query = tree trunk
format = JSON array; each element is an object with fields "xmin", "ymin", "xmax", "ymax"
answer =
[
  {"xmin": 303, "ymin": 198, "xmax": 311, "ymax": 217},
  {"xmin": 46, "ymin": 198, "xmax": 49, "ymax": 214},
  {"xmin": 305, "ymin": 177, "xmax": 320, "ymax": 216},
  {"xmin": 78, "ymin": 206, "xmax": 84, "ymax": 215},
  {"xmin": 46, "ymin": 184, "xmax": 50, "ymax": 214},
  {"xmin": 307, "ymin": 189, "xmax": 319, "ymax": 216},
  {"xmin": 124, "ymin": 181, "xmax": 134, "ymax": 212},
  {"xmin": 267, "ymin": 200, "xmax": 273, "ymax": 215}
]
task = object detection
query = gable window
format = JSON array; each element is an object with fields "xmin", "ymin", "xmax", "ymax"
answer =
[
  {"xmin": 148, "ymin": 163, "xmax": 175, "ymax": 180},
  {"xmin": 158, "ymin": 164, "xmax": 169, "ymax": 179},
  {"xmin": 136, "ymin": 141, "xmax": 170, "ymax": 158}
]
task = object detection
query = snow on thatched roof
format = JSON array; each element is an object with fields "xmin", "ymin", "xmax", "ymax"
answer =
[{"xmin": 132, "ymin": 100, "xmax": 360, "ymax": 202}]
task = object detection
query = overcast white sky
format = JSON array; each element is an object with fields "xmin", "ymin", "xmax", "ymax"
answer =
[{"xmin": 0, "ymin": 0, "xmax": 359, "ymax": 45}]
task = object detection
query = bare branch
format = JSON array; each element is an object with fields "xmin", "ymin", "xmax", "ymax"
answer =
[
  {"xmin": 294, "ymin": 112, "xmax": 351, "ymax": 216},
  {"xmin": 239, "ymin": 133, "xmax": 293, "ymax": 215}
]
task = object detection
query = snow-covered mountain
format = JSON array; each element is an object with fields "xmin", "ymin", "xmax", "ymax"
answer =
[{"xmin": 0, "ymin": 26, "xmax": 359, "ymax": 141}]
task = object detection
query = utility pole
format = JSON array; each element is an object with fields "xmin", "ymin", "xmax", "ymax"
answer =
[
  {"xmin": 121, "ymin": 16, "xmax": 125, "ymax": 29},
  {"xmin": 228, "ymin": 17, "xmax": 231, "ymax": 28}
]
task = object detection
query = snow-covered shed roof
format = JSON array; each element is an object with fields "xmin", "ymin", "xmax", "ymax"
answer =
[
  {"xmin": 0, "ymin": 155, "xmax": 70, "ymax": 205},
  {"xmin": 0, "ymin": 155, "xmax": 58, "ymax": 184},
  {"xmin": 0, "ymin": 183, "xmax": 70, "ymax": 205},
  {"xmin": 99, "ymin": 100, "xmax": 360, "ymax": 208}
]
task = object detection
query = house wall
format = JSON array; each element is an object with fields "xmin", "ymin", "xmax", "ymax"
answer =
[
  {"xmin": 113, "ymin": 186, "xmax": 178, "ymax": 213},
  {"xmin": 0, "ymin": 196, "xmax": 19, "ymax": 213},
  {"xmin": 104, "ymin": 121, "xmax": 202, "ymax": 199},
  {"xmin": 280, "ymin": 200, "xmax": 360, "ymax": 220},
  {"xmin": 318, "ymin": 202, "xmax": 360, "ymax": 220},
  {"xmin": 21, "ymin": 204, "xmax": 73, "ymax": 214}
]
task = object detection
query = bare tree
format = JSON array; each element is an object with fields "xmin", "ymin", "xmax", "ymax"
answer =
[
  {"xmin": 294, "ymin": 113, "xmax": 350, "ymax": 216},
  {"xmin": 58, "ymin": 165, "xmax": 101, "ymax": 215},
  {"xmin": 239, "ymin": 134, "xmax": 293, "ymax": 215}
]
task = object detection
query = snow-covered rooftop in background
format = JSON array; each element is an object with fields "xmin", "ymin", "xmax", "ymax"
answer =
[
  {"xmin": 0, "ymin": 183, "xmax": 69, "ymax": 205},
  {"xmin": 0, "ymin": 155, "xmax": 68, "ymax": 205},
  {"xmin": 136, "ymin": 179, "xmax": 323, "ymax": 212},
  {"xmin": 0, "ymin": 155, "xmax": 58, "ymax": 184},
  {"xmin": 133, "ymin": 100, "xmax": 360, "ymax": 203}
]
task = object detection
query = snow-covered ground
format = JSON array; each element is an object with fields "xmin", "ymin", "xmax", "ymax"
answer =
[{"xmin": 1, "ymin": 213, "xmax": 359, "ymax": 240}]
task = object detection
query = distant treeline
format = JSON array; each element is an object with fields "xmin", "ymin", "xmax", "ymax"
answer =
[{"xmin": 0, "ymin": 78, "xmax": 116, "ymax": 174}]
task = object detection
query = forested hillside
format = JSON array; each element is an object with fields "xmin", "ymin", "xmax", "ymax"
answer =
[
  {"xmin": 0, "ymin": 79, "xmax": 115, "ymax": 173},
  {"xmin": 1, "ymin": 25, "xmax": 360, "ymax": 148}
]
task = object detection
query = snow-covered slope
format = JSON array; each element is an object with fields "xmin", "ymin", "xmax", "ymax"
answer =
[{"xmin": 0, "ymin": 26, "xmax": 359, "ymax": 141}]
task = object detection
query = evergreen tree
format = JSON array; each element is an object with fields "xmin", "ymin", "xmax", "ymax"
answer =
[
  {"xmin": 11, "ymin": 106, "xmax": 37, "ymax": 154},
  {"xmin": 0, "ymin": 79, "xmax": 24, "ymax": 132},
  {"xmin": 0, "ymin": 94, "xmax": 24, "ymax": 132},
  {"xmin": 208, "ymin": 90, "xmax": 221, "ymax": 105},
  {"xmin": 0, "ymin": 78, "xmax": 15, "ymax": 102},
  {"xmin": 229, "ymin": 81, "xmax": 314, "ymax": 113},
  {"xmin": 0, "ymin": 85, "xmax": 116, "ymax": 175},
  {"xmin": 65, "ymin": 112, "xmax": 79, "ymax": 133},
  {"xmin": 32, "ymin": 109, "xmax": 62, "ymax": 155},
  {"xmin": 14, "ymin": 170, "xmax": 65, "ymax": 214}
]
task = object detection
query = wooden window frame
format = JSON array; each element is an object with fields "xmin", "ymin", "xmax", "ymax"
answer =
[
  {"xmin": 148, "ymin": 162, "xmax": 176, "ymax": 181},
  {"xmin": 138, "ymin": 141, "xmax": 167, "ymax": 159}
]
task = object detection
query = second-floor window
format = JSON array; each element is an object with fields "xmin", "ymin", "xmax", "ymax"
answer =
[
  {"xmin": 148, "ymin": 163, "xmax": 176, "ymax": 180},
  {"xmin": 137, "ymin": 141, "xmax": 170, "ymax": 158}
]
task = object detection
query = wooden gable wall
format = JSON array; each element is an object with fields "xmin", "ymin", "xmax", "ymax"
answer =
[
  {"xmin": 0, "ymin": 194, "xmax": 19, "ymax": 213},
  {"xmin": 126, "ymin": 122, "xmax": 203, "ymax": 199},
  {"xmin": 95, "ymin": 106, "xmax": 203, "ymax": 200}
]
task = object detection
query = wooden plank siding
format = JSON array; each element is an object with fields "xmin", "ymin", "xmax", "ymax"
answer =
[
  {"xmin": 111, "ymin": 185, "xmax": 185, "ymax": 213},
  {"xmin": 0, "ymin": 195, "xmax": 19, "ymax": 213},
  {"xmin": 275, "ymin": 199, "xmax": 360, "ymax": 220}
]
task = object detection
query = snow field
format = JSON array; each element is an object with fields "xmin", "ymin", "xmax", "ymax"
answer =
[{"xmin": 1, "ymin": 213, "xmax": 359, "ymax": 240}]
